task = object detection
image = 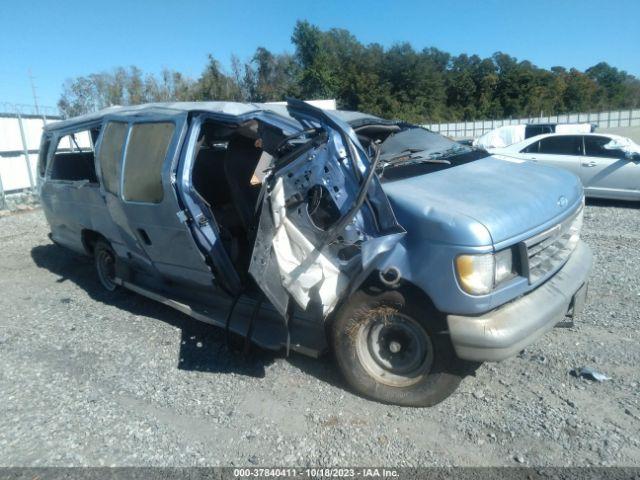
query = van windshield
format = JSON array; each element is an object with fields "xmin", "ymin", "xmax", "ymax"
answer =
[{"xmin": 375, "ymin": 127, "xmax": 490, "ymax": 180}]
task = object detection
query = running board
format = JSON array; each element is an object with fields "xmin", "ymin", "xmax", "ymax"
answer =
[{"xmin": 114, "ymin": 278, "xmax": 325, "ymax": 358}]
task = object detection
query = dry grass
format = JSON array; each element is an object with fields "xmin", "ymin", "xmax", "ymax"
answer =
[{"xmin": 345, "ymin": 304, "xmax": 399, "ymax": 342}]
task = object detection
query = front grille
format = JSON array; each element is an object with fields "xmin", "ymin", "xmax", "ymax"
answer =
[{"xmin": 524, "ymin": 205, "xmax": 583, "ymax": 284}]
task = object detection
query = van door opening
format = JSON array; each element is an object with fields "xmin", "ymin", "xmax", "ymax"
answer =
[{"xmin": 190, "ymin": 119, "xmax": 270, "ymax": 279}]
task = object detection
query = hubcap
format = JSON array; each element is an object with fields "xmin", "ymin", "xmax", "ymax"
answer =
[
  {"xmin": 96, "ymin": 248, "xmax": 116, "ymax": 291},
  {"xmin": 355, "ymin": 312, "xmax": 433, "ymax": 387}
]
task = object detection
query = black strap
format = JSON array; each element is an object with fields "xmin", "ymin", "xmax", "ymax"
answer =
[
  {"xmin": 243, "ymin": 294, "xmax": 265, "ymax": 356},
  {"xmin": 224, "ymin": 291, "xmax": 244, "ymax": 349}
]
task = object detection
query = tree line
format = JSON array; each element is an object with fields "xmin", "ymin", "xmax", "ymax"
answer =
[{"xmin": 58, "ymin": 21, "xmax": 640, "ymax": 123}]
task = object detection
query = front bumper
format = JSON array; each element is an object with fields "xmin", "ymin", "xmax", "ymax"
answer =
[{"xmin": 447, "ymin": 240, "xmax": 592, "ymax": 362}]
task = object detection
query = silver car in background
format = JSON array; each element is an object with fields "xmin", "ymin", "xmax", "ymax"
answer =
[{"xmin": 490, "ymin": 133, "xmax": 640, "ymax": 201}]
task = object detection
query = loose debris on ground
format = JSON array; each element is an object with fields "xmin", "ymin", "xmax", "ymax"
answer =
[{"xmin": 570, "ymin": 367, "xmax": 611, "ymax": 382}]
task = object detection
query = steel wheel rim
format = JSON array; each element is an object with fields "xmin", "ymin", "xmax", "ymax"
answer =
[
  {"xmin": 355, "ymin": 312, "xmax": 433, "ymax": 387},
  {"xmin": 96, "ymin": 248, "xmax": 116, "ymax": 291}
]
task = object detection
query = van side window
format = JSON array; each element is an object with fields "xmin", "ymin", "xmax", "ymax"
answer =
[
  {"xmin": 122, "ymin": 122, "xmax": 175, "ymax": 203},
  {"xmin": 50, "ymin": 128, "xmax": 100, "ymax": 182},
  {"xmin": 97, "ymin": 122, "xmax": 128, "ymax": 194},
  {"xmin": 525, "ymin": 125, "xmax": 553, "ymax": 139}
]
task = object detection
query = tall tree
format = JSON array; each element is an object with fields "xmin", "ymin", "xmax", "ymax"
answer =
[
  {"xmin": 57, "ymin": 66, "xmax": 196, "ymax": 117},
  {"xmin": 291, "ymin": 21, "xmax": 338, "ymax": 99},
  {"xmin": 192, "ymin": 55, "xmax": 242, "ymax": 101},
  {"xmin": 58, "ymin": 22, "xmax": 640, "ymax": 122}
]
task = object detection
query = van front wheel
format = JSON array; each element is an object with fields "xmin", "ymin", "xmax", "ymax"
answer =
[{"xmin": 331, "ymin": 289, "xmax": 465, "ymax": 407}]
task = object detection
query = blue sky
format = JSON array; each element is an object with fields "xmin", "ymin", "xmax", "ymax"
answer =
[{"xmin": 1, "ymin": 0, "xmax": 639, "ymax": 109}]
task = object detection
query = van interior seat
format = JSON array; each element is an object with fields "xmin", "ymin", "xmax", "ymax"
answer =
[
  {"xmin": 191, "ymin": 131, "xmax": 265, "ymax": 274},
  {"xmin": 192, "ymin": 147, "xmax": 230, "ymax": 207},
  {"xmin": 223, "ymin": 136, "xmax": 263, "ymax": 230}
]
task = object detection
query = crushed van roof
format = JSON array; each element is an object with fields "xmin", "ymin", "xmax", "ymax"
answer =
[{"xmin": 45, "ymin": 101, "xmax": 387, "ymax": 132}]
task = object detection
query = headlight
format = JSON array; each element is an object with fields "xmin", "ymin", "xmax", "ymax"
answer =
[{"xmin": 456, "ymin": 248, "xmax": 517, "ymax": 295}]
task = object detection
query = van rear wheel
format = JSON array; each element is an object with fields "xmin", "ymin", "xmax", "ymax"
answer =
[
  {"xmin": 94, "ymin": 240, "xmax": 118, "ymax": 292},
  {"xmin": 331, "ymin": 288, "xmax": 465, "ymax": 407}
]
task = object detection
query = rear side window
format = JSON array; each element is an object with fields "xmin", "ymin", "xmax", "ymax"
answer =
[
  {"xmin": 97, "ymin": 122, "xmax": 128, "ymax": 194},
  {"xmin": 122, "ymin": 122, "xmax": 175, "ymax": 203},
  {"xmin": 584, "ymin": 136, "xmax": 625, "ymax": 159},
  {"xmin": 538, "ymin": 136, "xmax": 582, "ymax": 156},
  {"xmin": 521, "ymin": 140, "xmax": 540, "ymax": 153},
  {"xmin": 50, "ymin": 129, "xmax": 99, "ymax": 182}
]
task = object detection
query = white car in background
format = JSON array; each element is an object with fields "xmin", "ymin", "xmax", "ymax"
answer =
[{"xmin": 490, "ymin": 133, "xmax": 640, "ymax": 201}]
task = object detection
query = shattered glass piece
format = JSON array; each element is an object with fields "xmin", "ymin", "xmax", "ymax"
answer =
[{"xmin": 570, "ymin": 366, "xmax": 610, "ymax": 382}]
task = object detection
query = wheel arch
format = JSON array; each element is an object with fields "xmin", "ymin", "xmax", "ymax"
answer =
[
  {"xmin": 325, "ymin": 270, "xmax": 444, "ymax": 336},
  {"xmin": 81, "ymin": 229, "xmax": 110, "ymax": 256}
]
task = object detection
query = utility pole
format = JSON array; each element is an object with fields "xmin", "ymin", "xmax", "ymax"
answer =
[
  {"xmin": 17, "ymin": 112, "xmax": 35, "ymax": 190},
  {"xmin": 28, "ymin": 69, "xmax": 40, "ymax": 116}
]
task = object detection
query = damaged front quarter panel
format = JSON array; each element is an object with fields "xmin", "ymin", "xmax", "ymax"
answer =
[{"xmin": 249, "ymin": 101, "xmax": 405, "ymax": 320}]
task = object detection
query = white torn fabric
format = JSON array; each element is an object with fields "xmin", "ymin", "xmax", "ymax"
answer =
[
  {"xmin": 270, "ymin": 177, "xmax": 346, "ymax": 315},
  {"xmin": 473, "ymin": 125, "xmax": 526, "ymax": 149},
  {"xmin": 603, "ymin": 135, "xmax": 640, "ymax": 155},
  {"xmin": 474, "ymin": 123, "xmax": 593, "ymax": 149},
  {"xmin": 555, "ymin": 123, "xmax": 592, "ymax": 134}
]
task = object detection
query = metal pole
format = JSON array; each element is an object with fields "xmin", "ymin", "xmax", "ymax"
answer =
[
  {"xmin": 17, "ymin": 113, "xmax": 35, "ymax": 190},
  {"xmin": 0, "ymin": 171, "xmax": 6, "ymax": 210},
  {"xmin": 28, "ymin": 69, "xmax": 40, "ymax": 116}
]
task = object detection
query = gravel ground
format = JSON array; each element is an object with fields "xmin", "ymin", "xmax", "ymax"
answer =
[{"xmin": 1, "ymin": 202, "xmax": 639, "ymax": 467}]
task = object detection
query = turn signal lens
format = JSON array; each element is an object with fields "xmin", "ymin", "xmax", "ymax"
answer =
[{"xmin": 494, "ymin": 248, "xmax": 516, "ymax": 284}]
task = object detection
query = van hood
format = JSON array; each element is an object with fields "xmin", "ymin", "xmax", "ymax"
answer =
[{"xmin": 381, "ymin": 156, "xmax": 583, "ymax": 246}]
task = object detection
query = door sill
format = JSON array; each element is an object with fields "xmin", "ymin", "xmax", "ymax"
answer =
[{"xmin": 114, "ymin": 277, "xmax": 326, "ymax": 358}]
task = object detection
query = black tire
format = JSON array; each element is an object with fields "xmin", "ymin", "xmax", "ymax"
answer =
[
  {"xmin": 331, "ymin": 287, "xmax": 467, "ymax": 407},
  {"xmin": 94, "ymin": 239, "xmax": 118, "ymax": 292}
]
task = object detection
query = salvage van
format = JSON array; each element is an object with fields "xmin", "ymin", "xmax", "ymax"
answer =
[{"xmin": 38, "ymin": 100, "xmax": 591, "ymax": 406}]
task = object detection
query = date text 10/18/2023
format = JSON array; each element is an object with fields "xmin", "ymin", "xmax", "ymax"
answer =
[{"xmin": 233, "ymin": 468, "xmax": 400, "ymax": 478}]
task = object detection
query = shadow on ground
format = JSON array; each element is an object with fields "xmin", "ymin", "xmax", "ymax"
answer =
[
  {"xmin": 30, "ymin": 243, "xmax": 343, "ymax": 390},
  {"xmin": 586, "ymin": 198, "xmax": 640, "ymax": 209}
]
